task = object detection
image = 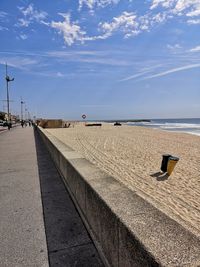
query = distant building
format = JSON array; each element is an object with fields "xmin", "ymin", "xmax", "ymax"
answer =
[
  {"xmin": 0, "ymin": 111, "xmax": 19, "ymax": 122},
  {"xmin": 0, "ymin": 111, "xmax": 6, "ymax": 121}
]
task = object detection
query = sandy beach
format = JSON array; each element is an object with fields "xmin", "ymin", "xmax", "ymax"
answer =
[{"xmin": 47, "ymin": 123, "xmax": 200, "ymax": 237}]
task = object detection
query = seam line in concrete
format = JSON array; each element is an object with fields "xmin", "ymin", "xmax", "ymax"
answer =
[{"xmin": 49, "ymin": 241, "xmax": 93, "ymax": 254}]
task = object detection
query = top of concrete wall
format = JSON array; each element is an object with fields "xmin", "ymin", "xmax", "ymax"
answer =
[{"xmin": 38, "ymin": 126, "xmax": 200, "ymax": 267}]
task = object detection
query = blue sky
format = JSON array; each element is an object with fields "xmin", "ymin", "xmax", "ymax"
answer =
[{"xmin": 0, "ymin": 0, "xmax": 200, "ymax": 120}]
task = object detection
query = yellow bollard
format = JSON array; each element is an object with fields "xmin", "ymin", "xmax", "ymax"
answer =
[{"xmin": 167, "ymin": 156, "xmax": 179, "ymax": 175}]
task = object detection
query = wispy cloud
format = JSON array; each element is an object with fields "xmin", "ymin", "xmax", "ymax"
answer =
[
  {"xmin": 119, "ymin": 61, "xmax": 200, "ymax": 83},
  {"xmin": 0, "ymin": 55, "xmax": 66, "ymax": 77},
  {"xmin": 78, "ymin": 0, "xmax": 120, "ymax": 11},
  {"xmin": 167, "ymin": 43, "xmax": 181, "ymax": 49},
  {"xmin": 50, "ymin": 11, "xmax": 144, "ymax": 45},
  {"xmin": 51, "ymin": 13, "xmax": 86, "ymax": 46},
  {"xmin": 56, "ymin": 72, "xmax": 65, "ymax": 77},
  {"xmin": 17, "ymin": 18, "xmax": 30, "ymax": 27},
  {"xmin": 46, "ymin": 50, "xmax": 130, "ymax": 66},
  {"xmin": 16, "ymin": 4, "xmax": 48, "ymax": 27},
  {"xmin": 0, "ymin": 11, "xmax": 9, "ymax": 26},
  {"xmin": 50, "ymin": 12, "xmax": 125, "ymax": 45},
  {"xmin": 119, "ymin": 70, "xmax": 153, "ymax": 82},
  {"xmin": 0, "ymin": 50, "xmax": 106, "ymax": 58},
  {"xmin": 80, "ymin": 104, "xmax": 112, "ymax": 108},
  {"xmin": 2, "ymin": 1, "xmax": 199, "ymax": 47},
  {"xmin": 190, "ymin": 46, "xmax": 200, "ymax": 52},
  {"xmin": 142, "ymin": 63, "xmax": 200, "ymax": 80},
  {"xmin": 76, "ymin": 57, "xmax": 130, "ymax": 66},
  {"xmin": 47, "ymin": 0, "xmax": 200, "ymax": 46},
  {"xmin": 31, "ymin": 70, "xmax": 69, "ymax": 78},
  {"xmin": 0, "ymin": 56, "xmax": 39, "ymax": 71},
  {"xmin": 0, "ymin": 11, "xmax": 8, "ymax": 18},
  {"xmin": 99, "ymin": 11, "xmax": 139, "ymax": 39},
  {"xmin": 50, "ymin": 2, "xmax": 186, "ymax": 47},
  {"xmin": 166, "ymin": 43, "xmax": 182, "ymax": 54},
  {"xmin": 19, "ymin": 34, "xmax": 28, "ymax": 40},
  {"xmin": 150, "ymin": 0, "xmax": 174, "ymax": 10},
  {"xmin": 0, "ymin": 49, "xmax": 130, "ymax": 68},
  {"xmin": 187, "ymin": 19, "xmax": 200, "ymax": 24},
  {"xmin": 46, "ymin": 50, "xmax": 106, "ymax": 57},
  {"xmin": 150, "ymin": 0, "xmax": 200, "ymax": 24},
  {"xmin": 119, "ymin": 64, "xmax": 163, "ymax": 82},
  {"xmin": 0, "ymin": 26, "xmax": 8, "ymax": 31}
]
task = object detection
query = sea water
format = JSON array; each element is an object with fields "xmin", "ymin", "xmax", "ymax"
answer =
[{"xmin": 127, "ymin": 118, "xmax": 200, "ymax": 137}]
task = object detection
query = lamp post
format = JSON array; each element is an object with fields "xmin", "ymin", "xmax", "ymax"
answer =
[
  {"xmin": 5, "ymin": 63, "xmax": 14, "ymax": 130},
  {"xmin": 25, "ymin": 106, "xmax": 28, "ymax": 121},
  {"xmin": 21, "ymin": 98, "xmax": 25, "ymax": 121}
]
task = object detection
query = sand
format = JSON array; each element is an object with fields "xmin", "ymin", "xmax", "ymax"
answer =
[{"xmin": 47, "ymin": 123, "xmax": 200, "ymax": 237}]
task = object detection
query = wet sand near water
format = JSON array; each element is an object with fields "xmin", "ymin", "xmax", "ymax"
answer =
[{"xmin": 47, "ymin": 123, "xmax": 200, "ymax": 237}]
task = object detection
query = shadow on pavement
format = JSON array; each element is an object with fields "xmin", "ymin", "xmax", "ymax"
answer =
[{"xmin": 34, "ymin": 129, "xmax": 104, "ymax": 267}]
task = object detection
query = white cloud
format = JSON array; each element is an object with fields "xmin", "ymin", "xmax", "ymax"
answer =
[
  {"xmin": 151, "ymin": 12, "xmax": 169, "ymax": 23},
  {"xmin": 20, "ymin": 34, "xmax": 28, "ymax": 40},
  {"xmin": 119, "ymin": 64, "xmax": 163, "ymax": 82},
  {"xmin": 46, "ymin": 50, "xmax": 130, "ymax": 66},
  {"xmin": 187, "ymin": 8, "xmax": 200, "ymax": 17},
  {"xmin": 187, "ymin": 19, "xmax": 200, "ymax": 24},
  {"xmin": 74, "ymin": 56, "xmax": 130, "ymax": 66},
  {"xmin": 137, "ymin": 11, "xmax": 169, "ymax": 33},
  {"xmin": 48, "ymin": 1, "xmax": 200, "ymax": 46},
  {"xmin": 79, "ymin": 0, "xmax": 120, "ymax": 10},
  {"xmin": 51, "ymin": 13, "xmax": 86, "ymax": 46},
  {"xmin": 142, "ymin": 63, "xmax": 200, "ymax": 80},
  {"xmin": 119, "ymin": 70, "xmax": 153, "ymax": 82},
  {"xmin": 96, "ymin": 10, "xmax": 169, "ymax": 40},
  {"xmin": 56, "ymin": 72, "xmax": 65, "ymax": 77},
  {"xmin": 0, "ymin": 11, "xmax": 8, "ymax": 18},
  {"xmin": 20, "ymin": 4, "xmax": 47, "ymax": 21},
  {"xmin": 174, "ymin": 0, "xmax": 200, "ymax": 15},
  {"xmin": 150, "ymin": 0, "xmax": 200, "ymax": 23},
  {"xmin": 0, "ymin": 11, "xmax": 9, "ymax": 26},
  {"xmin": 24, "ymin": 70, "xmax": 70, "ymax": 78},
  {"xmin": 46, "ymin": 51, "xmax": 101, "ymax": 57},
  {"xmin": 51, "ymin": 12, "xmax": 139, "ymax": 46},
  {"xmin": 17, "ymin": 4, "xmax": 48, "ymax": 27},
  {"xmin": 99, "ymin": 12, "xmax": 139, "ymax": 38},
  {"xmin": 80, "ymin": 104, "xmax": 112, "ymax": 108},
  {"xmin": 190, "ymin": 46, "xmax": 200, "ymax": 52},
  {"xmin": 49, "ymin": 8, "xmax": 176, "ymax": 46},
  {"xmin": 120, "ymin": 62, "xmax": 200, "ymax": 82},
  {"xmin": 167, "ymin": 44, "xmax": 180, "ymax": 49},
  {"xmin": 167, "ymin": 43, "xmax": 182, "ymax": 53},
  {"xmin": 0, "ymin": 56, "xmax": 39, "ymax": 71},
  {"xmin": 0, "ymin": 26, "xmax": 8, "ymax": 31},
  {"xmin": 66, "ymin": 12, "xmax": 140, "ymax": 42},
  {"xmin": 17, "ymin": 18, "xmax": 30, "ymax": 27},
  {"xmin": 87, "ymin": 1, "xmax": 200, "ymax": 43},
  {"xmin": 150, "ymin": 0, "xmax": 175, "ymax": 10}
]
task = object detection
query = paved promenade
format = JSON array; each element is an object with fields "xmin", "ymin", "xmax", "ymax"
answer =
[{"xmin": 0, "ymin": 126, "xmax": 103, "ymax": 267}]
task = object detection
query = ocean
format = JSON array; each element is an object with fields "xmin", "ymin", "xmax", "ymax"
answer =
[{"xmin": 126, "ymin": 118, "xmax": 200, "ymax": 137}]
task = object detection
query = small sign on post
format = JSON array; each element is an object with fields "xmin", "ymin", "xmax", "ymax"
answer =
[
  {"xmin": 82, "ymin": 114, "xmax": 86, "ymax": 119},
  {"xmin": 82, "ymin": 114, "xmax": 86, "ymax": 125}
]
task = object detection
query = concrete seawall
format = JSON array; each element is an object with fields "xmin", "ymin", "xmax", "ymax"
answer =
[{"xmin": 37, "ymin": 126, "xmax": 200, "ymax": 267}]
